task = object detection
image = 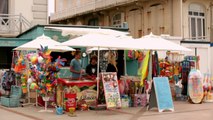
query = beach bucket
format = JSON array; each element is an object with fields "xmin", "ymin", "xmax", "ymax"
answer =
[{"xmin": 56, "ymin": 107, "xmax": 63, "ymax": 115}]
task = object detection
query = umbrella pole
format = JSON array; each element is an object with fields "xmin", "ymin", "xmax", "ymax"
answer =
[
  {"xmin": 124, "ymin": 50, "xmax": 127, "ymax": 76},
  {"xmin": 11, "ymin": 51, "xmax": 15, "ymax": 69},
  {"xmin": 96, "ymin": 46, "xmax": 100, "ymax": 107}
]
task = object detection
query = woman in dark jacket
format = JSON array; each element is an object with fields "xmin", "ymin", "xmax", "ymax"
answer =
[{"xmin": 106, "ymin": 53, "xmax": 117, "ymax": 72}]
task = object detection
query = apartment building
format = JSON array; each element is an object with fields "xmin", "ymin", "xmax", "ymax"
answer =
[
  {"xmin": 0, "ymin": 0, "xmax": 48, "ymax": 68},
  {"xmin": 50, "ymin": 0, "xmax": 213, "ymax": 75},
  {"xmin": 0, "ymin": 0, "xmax": 48, "ymax": 37}
]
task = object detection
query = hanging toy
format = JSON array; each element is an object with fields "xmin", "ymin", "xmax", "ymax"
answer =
[
  {"xmin": 55, "ymin": 56, "xmax": 67, "ymax": 67},
  {"xmin": 38, "ymin": 56, "xmax": 44, "ymax": 63},
  {"xmin": 27, "ymin": 77, "xmax": 33, "ymax": 85},
  {"xmin": 30, "ymin": 55, "xmax": 38, "ymax": 64},
  {"xmin": 21, "ymin": 75, "xmax": 27, "ymax": 83},
  {"xmin": 134, "ymin": 50, "xmax": 139, "ymax": 59},
  {"xmin": 46, "ymin": 83, "xmax": 52, "ymax": 92},
  {"xmin": 128, "ymin": 50, "xmax": 134, "ymax": 59},
  {"xmin": 14, "ymin": 55, "xmax": 26, "ymax": 73},
  {"xmin": 138, "ymin": 51, "xmax": 144, "ymax": 63},
  {"xmin": 21, "ymin": 83, "xmax": 27, "ymax": 94},
  {"xmin": 38, "ymin": 45, "xmax": 52, "ymax": 60},
  {"xmin": 30, "ymin": 82, "xmax": 39, "ymax": 90}
]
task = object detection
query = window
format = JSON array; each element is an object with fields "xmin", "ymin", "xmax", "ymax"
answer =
[
  {"xmin": 147, "ymin": 4, "xmax": 164, "ymax": 35},
  {"xmin": 0, "ymin": 0, "xmax": 8, "ymax": 25},
  {"xmin": 88, "ymin": 18, "xmax": 99, "ymax": 26},
  {"xmin": 0, "ymin": 0, "xmax": 8, "ymax": 14},
  {"xmin": 188, "ymin": 3, "xmax": 206, "ymax": 40},
  {"xmin": 112, "ymin": 13, "xmax": 122, "ymax": 28}
]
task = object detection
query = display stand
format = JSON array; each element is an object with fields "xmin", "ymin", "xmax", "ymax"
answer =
[
  {"xmin": 38, "ymin": 96, "xmax": 53, "ymax": 112},
  {"xmin": 202, "ymin": 73, "xmax": 212, "ymax": 103},
  {"xmin": 20, "ymin": 51, "xmax": 39, "ymax": 107},
  {"xmin": 21, "ymin": 84, "xmax": 39, "ymax": 107}
]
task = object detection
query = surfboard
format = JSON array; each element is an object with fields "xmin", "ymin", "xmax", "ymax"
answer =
[{"xmin": 188, "ymin": 69, "xmax": 203, "ymax": 104}]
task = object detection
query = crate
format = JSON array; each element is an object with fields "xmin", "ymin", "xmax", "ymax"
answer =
[
  {"xmin": 1, "ymin": 96, "xmax": 10, "ymax": 107},
  {"xmin": 9, "ymin": 97, "xmax": 20, "ymax": 107},
  {"xmin": 0, "ymin": 85, "xmax": 22, "ymax": 107},
  {"xmin": 1, "ymin": 97, "xmax": 20, "ymax": 107}
]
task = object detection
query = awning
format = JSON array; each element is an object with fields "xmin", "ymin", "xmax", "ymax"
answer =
[
  {"xmin": 0, "ymin": 38, "xmax": 30, "ymax": 47},
  {"xmin": 45, "ymin": 26, "xmax": 129, "ymax": 37}
]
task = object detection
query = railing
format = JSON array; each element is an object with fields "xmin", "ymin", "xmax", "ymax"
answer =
[
  {"xmin": 50, "ymin": 0, "xmax": 136, "ymax": 22},
  {"xmin": 0, "ymin": 14, "xmax": 31, "ymax": 36},
  {"xmin": 183, "ymin": 36, "xmax": 209, "ymax": 41}
]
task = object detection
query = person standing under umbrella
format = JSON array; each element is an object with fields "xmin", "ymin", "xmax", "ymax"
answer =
[
  {"xmin": 106, "ymin": 52, "xmax": 118, "ymax": 73},
  {"xmin": 86, "ymin": 55, "xmax": 101, "ymax": 80},
  {"xmin": 70, "ymin": 51, "xmax": 84, "ymax": 80}
]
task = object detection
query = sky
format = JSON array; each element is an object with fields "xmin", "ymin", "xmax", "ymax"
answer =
[{"xmin": 48, "ymin": 0, "xmax": 55, "ymax": 16}]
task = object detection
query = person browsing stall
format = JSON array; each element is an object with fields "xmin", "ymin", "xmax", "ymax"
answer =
[
  {"xmin": 106, "ymin": 52, "xmax": 118, "ymax": 72},
  {"xmin": 86, "ymin": 55, "xmax": 101, "ymax": 80},
  {"xmin": 70, "ymin": 51, "xmax": 84, "ymax": 80}
]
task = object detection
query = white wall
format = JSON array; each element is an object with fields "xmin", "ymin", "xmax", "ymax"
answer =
[
  {"xmin": 181, "ymin": 43, "xmax": 210, "ymax": 74},
  {"xmin": 10, "ymin": 0, "xmax": 33, "ymax": 22},
  {"xmin": 9, "ymin": 0, "xmax": 48, "ymax": 26}
]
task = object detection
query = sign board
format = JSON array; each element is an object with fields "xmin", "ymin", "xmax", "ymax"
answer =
[
  {"xmin": 78, "ymin": 89, "xmax": 97, "ymax": 105},
  {"xmin": 58, "ymin": 67, "xmax": 71, "ymax": 78},
  {"xmin": 101, "ymin": 72, "xmax": 121, "ymax": 108},
  {"xmin": 148, "ymin": 77, "xmax": 174, "ymax": 112}
]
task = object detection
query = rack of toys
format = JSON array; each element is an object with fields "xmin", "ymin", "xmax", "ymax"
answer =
[{"xmin": 203, "ymin": 73, "xmax": 213, "ymax": 102}]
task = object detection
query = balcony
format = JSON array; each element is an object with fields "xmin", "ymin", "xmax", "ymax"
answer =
[
  {"xmin": 50, "ymin": 0, "xmax": 137, "ymax": 22},
  {"xmin": 0, "ymin": 14, "xmax": 31, "ymax": 37}
]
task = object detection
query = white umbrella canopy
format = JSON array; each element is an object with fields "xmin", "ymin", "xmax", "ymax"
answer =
[
  {"xmin": 60, "ymin": 33, "xmax": 135, "ymax": 50},
  {"xmin": 45, "ymin": 26, "xmax": 129, "ymax": 37},
  {"xmin": 134, "ymin": 33, "xmax": 191, "ymax": 51},
  {"xmin": 60, "ymin": 33, "xmax": 135, "ymax": 101},
  {"xmin": 14, "ymin": 35, "xmax": 75, "ymax": 52},
  {"xmin": 86, "ymin": 47, "xmax": 117, "ymax": 53}
]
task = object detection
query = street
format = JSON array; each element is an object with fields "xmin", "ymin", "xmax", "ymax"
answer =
[
  {"xmin": 0, "ymin": 107, "xmax": 35, "ymax": 120},
  {"xmin": 1, "ymin": 101, "xmax": 213, "ymax": 120}
]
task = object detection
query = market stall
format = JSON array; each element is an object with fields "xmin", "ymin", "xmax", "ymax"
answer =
[
  {"xmin": 57, "ymin": 32, "xmax": 191, "ymax": 111},
  {"xmin": 10, "ymin": 35, "xmax": 75, "ymax": 109},
  {"xmin": 8, "ymin": 31, "xmax": 195, "ymax": 114}
]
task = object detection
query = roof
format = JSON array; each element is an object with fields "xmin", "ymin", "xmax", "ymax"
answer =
[{"xmin": 16, "ymin": 24, "xmax": 129, "ymax": 38}]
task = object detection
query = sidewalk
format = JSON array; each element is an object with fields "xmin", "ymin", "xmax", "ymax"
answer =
[{"xmin": 1, "ymin": 101, "xmax": 213, "ymax": 120}]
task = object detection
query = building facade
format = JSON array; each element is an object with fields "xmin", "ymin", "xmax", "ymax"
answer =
[
  {"xmin": 50, "ymin": 0, "xmax": 213, "ymax": 75},
  {"xmin": 8, "ymin": 0, "xmax": 48, "ymax": 26},
  {"xmin": 0, "ymin": 0, "xmax": 48, "ymax": 68},
  {"xmin": 0, "ymin": 0, "xmax": 48, "ymax": 37}
]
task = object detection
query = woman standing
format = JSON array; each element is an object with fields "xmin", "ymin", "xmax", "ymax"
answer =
[{"xmin": 106, "ymin": 52, "xmax": 117, "ymax": 73}]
